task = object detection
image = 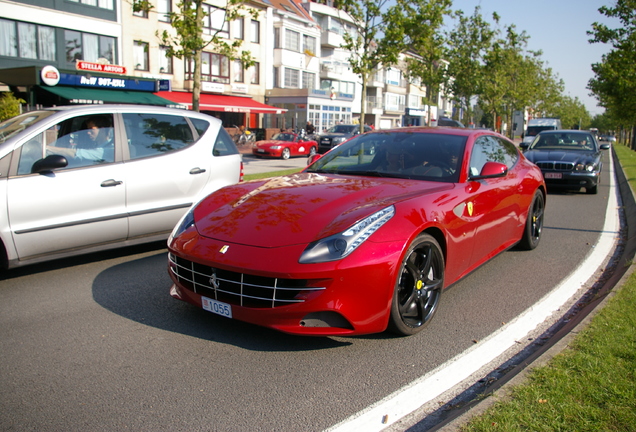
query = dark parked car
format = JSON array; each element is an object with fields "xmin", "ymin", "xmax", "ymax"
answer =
[
  {"xmin": 520, "ymin": 130, "xmax": 609, "ymax": 194},
  {"xmin": 437, "ymin": 117, "xmax": 464, "ymax": 127},
  {"xmin": 317, "ymin": 124, "xmax": 372, "ymax": 154}
]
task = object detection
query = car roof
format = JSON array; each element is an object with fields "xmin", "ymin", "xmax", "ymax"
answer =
[{"xmin": 368, "ymin": 126, "xmax": 495, "ymax": 138}]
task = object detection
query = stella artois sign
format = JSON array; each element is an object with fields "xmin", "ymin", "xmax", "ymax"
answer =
[{"xmin": 76, "ymin": 60, "xmax": 127, "ymax": 75}]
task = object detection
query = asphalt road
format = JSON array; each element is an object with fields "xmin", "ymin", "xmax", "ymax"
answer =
[
  {"xmin": 0, "ymin": 151, "xmax": 613, "ymax": 432},
  {"xmin": 241, "ymin": 151, "xmax": 310, "ymax": 175}
]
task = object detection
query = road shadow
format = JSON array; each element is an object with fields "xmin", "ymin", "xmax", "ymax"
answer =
[{"xmin": 91, "ymin": 251, "xmax": 352, "ymax": 351}]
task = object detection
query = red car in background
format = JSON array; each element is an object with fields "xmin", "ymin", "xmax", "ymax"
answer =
[
  {"xmin": 168, "ymin": 127, "xmax": 546, "ymax": 337},
  {"xmin": 252, "ymin": 132, "xmax": 318, "ymax": 159}
]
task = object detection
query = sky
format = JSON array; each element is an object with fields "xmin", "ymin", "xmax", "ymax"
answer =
[{"xmin": 448, "ymin": 0, "xmax": 620, "ymax": 116}]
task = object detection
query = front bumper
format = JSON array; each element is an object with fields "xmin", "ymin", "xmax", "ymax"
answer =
[
  {"xmin": 167, "ymin": 231, "xmax": 406, "ymax": 336},
  {"xmin": 542, "ymin": 170, "xmax": 599, "ymax": 191}
]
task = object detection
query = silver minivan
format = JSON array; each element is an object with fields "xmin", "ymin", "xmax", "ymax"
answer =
[{"xmin": 0, "ymin": 105, "xmax": 242, "ymax": 269}]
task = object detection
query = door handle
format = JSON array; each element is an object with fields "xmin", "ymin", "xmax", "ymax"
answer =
[
  {"xmin": 189, "ymin": 167, "xmax": 207, "ymax": 175},
  {"xmin": 101, "ymin": 179, "xmax": 123, "ymax": 187}
]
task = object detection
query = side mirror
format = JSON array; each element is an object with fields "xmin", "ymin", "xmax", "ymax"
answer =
[
  {"xmin": 307, "ymin": 153, "xmax": 322, "ymax": 165},
  {"xmin": 471, "ymin": 161, "xmax": 508, "ymax": 179},
  {"xmin": 31, "ymin": 154, "xmax": 68, "ymax": 174},
  {"xmin": 519, "ymin": 142, "xmax": 529, "ymax": 150},
  {"xmin": 600, "ymin": 143, "xmax": 610, "ymax": 150}
]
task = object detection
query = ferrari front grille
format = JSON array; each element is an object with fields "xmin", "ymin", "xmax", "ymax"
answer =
[
  {"xmin": 536, "ymin": 161, "xmax": 574, "ymax": 171},
  {"xmin": 169, "ymin": 253, "xmax": 326, "ymax": 308}
]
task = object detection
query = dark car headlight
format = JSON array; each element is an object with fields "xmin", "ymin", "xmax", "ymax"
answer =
[
  {"xmin": 299, "ymin": 205, "xmax": 395, "ymax": 264},
  {"xmin": 575, "ymin": 163, "xmax": 597, "ymax": 172},
  {"xmin": 332, "ymin": 137, "xmax": 347, "ymax": 145},
  {"xmin": 169, "ymin": 207, "xmax": 195, "ymax": 244}
]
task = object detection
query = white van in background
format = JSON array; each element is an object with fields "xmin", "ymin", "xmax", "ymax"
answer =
[{"xmin": 522, "ymin": 118, "xmax": 562, "ymax": 145}]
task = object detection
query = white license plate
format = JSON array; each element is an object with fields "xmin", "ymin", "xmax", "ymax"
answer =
[
  {"xmin": 202, "ymin": 296, "xmax": 232, "ymax": 318},
  {"xmin": 544, "ymin": 172, "xmax": 562, "ymax": 179},
  {"xmin": 257, "ymin": 148, "xmax": 265, "ymax": 153}
]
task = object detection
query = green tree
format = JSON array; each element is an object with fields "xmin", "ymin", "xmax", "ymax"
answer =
[
  {"xmin": 141, "ymin": 0, "xmax": 256, "ymax": 112},
  {"xmin": 445, "ymin": 7, "xmax": 495, "ymax": 126},
  {"xmin": 587, "ymin": 0, "xmax": 636, "ymax": 147},
  {"xmin": 337, "ymin": 0, "xmax": 406, "ymax": 133},
  {"xmin": 393, "ymin": 0, "xmax": 453, "ymax": 125},
  {"xmin": 0, "ymin": 92, "xmax": 25, "ymax": 121}
]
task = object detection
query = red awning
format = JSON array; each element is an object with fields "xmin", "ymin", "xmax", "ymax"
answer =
[{"xmin": 155, "ymin": 91, "xmax": 286, "ymax": 114}]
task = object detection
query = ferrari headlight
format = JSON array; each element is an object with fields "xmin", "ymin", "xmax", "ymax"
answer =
[
  {"xmin": 169, "ymin": 207, "xmax": 195, "ymax": 243},
  {"xmin": 299, "ymin": 205, "xmax": 395, "ymax": 263}
]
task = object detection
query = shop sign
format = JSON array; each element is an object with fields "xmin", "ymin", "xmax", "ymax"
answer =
[
  {"xmin": 202, "ymin": 82, "xmax": 225, "ymax": 93},
  {"xmin": 58, "ymin": 73, "xmax": 157, "ymax": 91},
  {"xmin": 40, "ymin": 66, "xmax": 60, "ymax": 86},
  {"xmin": 76, "ymin": 60, "xmax": 127, "ymax": 75}
]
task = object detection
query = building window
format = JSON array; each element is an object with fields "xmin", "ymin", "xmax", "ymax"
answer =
[
  {"xmin": 249, "ymin": 62, "xmax": 260, "ymax": 84},
  {"xmin": 188, "ymin": 52, "xmax": 229, "ymax": 83},
  {"xmin": 67, "ymin": 0, "xmax": 114, "ymax": 10},
  {"xmin": 65, "ymin": 30, "xmax": 115, "ymax": 64},
  {"xmin": 233, "ymin": 60, "xmax": 244, "ymax": 83},
  {"xmin": 0, "ymin": 19, "xmax": 56, "ymax": 60},
  {"xmin": 233, "ymin": 18, "xmax": 244, "ymax": 40},
  {"xmin": 203, "ymin": 4, "xmax": 229, "ymax": 38},
  {"xmin": 303, "ymin": 35, "xmax": 316, "ymax": 56},
  {"xmin": 273, "ymin": 67, "xmax": 279, "ymax": 88},
  {"xmin": 250, "ymin": 20, "xmax": 260, "ymax": 43},
  {"xmin": 133, "ymin": 6, "xmax": 148, "ymax": 18},
  {"xmin": 159, "ymin": 46, "xmax": 172, "ymax": 74},
  {"xmin": 157, "ymin": 0, "xmax": 171, "ymax": 22},
  {"xmin": 285, "ymin": 29, "xmax": 300, "ymax": 52},
  {"xmin": 134, "ymin": 41, "xmax": 149, "ymax": 71},
  {"xmin": 284, "ymin": 68, "xmax": 299, "ymax": 88},
  {"xmin": 302, "ymin": 71, "xmax": 315, "ymax": 90}
]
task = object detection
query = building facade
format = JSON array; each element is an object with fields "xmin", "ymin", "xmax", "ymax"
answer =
[{"xmin": 0, "ymin": 0, "xmax": 453, "ymax": 132}]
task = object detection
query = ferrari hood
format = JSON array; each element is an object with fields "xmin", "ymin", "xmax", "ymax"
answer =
[{"xmin": 192, "ymin": 172, "xmax": 453, "ymax": 248}]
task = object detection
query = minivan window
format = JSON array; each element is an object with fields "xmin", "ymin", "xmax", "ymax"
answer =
[{"xmin": 123, "ymin": 113, "xmax": 195, "ymax": 159}]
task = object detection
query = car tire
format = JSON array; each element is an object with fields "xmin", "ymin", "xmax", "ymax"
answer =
[
  {"xmin": 518, "ymin": 189, "xmax": 545, "ymax": 250},
  {"xmin": 586, "ymin": 184, "xmax": 598, "ymax": 194},
  {"xmin": 388, "ymin": 233, "xmax": 443, "ymax": 336},
  {"xmin": 282, "ymin": 148, "xmax": 291, "ymax": 160},
  {"xmin": 309, "ymin": 146, "xmax": 317, "ymax": 156}
]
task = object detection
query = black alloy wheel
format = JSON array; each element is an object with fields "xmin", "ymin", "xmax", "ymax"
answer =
[
  {"xmin": 388, "ymin": 233, "xmax": 444, "ymax": 336},
  {"xmin": 518, "ymin": 189, "xmax": 545, "ymax": 250}
]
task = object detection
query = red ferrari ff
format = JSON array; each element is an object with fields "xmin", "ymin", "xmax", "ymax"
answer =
[
  {"xmin": 252, "ymin": 132, "xmax": 318, "ymax": 159},
  {"xmin": 168, "ymin": 127, "xmax": 546, "ymax": 336}
]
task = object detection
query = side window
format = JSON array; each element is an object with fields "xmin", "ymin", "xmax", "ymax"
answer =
[
  {"xmin": 469, "ymin": 136, "xmax": 518, "ymax": 177},
  {"xmin": 190, "ymin": 118, "xmax": 210, "ymax": 137},
  {"xmin": 123, "ymin": 113, "xmax": 194, "ymax": 160},
  {"xmin": 37, "ymin": 114, "xmax": 115, "ymax": 171},
  {"xmin": 213, "ymin": 127, "xmax": 239, "ymax": 156},
  {"xmin": 17, "ymin": 133, "xmax": 44, "ymax": 175}
]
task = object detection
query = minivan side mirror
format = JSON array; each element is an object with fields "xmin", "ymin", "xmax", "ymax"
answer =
[{"xmin": 31, "ymin": 154, "xmax": 68, "ymax": 174}]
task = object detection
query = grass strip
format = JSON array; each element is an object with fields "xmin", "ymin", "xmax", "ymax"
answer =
[
  {"xmin": 461, "ymin": 143, "xmax": 636, "ymax": 431},
  {"xmin": 243, "ymin": 168, "xmax": 302, "ymax": 182}
]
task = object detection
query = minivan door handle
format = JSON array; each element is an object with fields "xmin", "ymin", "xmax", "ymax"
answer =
[
  {"xmin": 101, "ymin": 179, "xmax": 123, "ymax": 187},
  {"xmin": 189, "ymin": 167, "xmax": 206, "ymax": 175}
]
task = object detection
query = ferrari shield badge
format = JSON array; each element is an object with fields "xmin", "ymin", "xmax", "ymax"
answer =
[
  {"xmin": 467, "ymin": 202, "xmax": 474, "ymax": 216},
  {"xmin": 220, "ymin": 245, "xmax": 229, "ymax": 254}
]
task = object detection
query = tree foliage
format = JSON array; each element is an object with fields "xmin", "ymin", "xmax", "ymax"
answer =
[
  {"xmin": 338, "ymin": 0, "xmax": 405, "ymax": 133},
  {"xmin": 146, "ymin": 0, "xmax": 256, "ymax": 111},
  {"xmin": 0, "ymin": 92, "xmax": 25, "ymax": 121},
  {"xmin": 587, "ymin": 0, "xmax": 636, "ymax": 134}
]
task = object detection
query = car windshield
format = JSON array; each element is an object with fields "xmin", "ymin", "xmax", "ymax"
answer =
[
  {"xmin": 272, "ymin": 133, "xmax": 295, "ymax": 141},
  {"xmin": 0, "ymin": 111, "xmax": 56, "ymax": 144},
  {"xmin": 325, "ymin": 125, "xmax": 356, "ymax": 134},
  {"xmin": 307, "ymin": 130, "xmax": 466, "ymax": 183},
  {"xmin": 529, "ymin": 132, "xmax": 597, "ymax": 151}
]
